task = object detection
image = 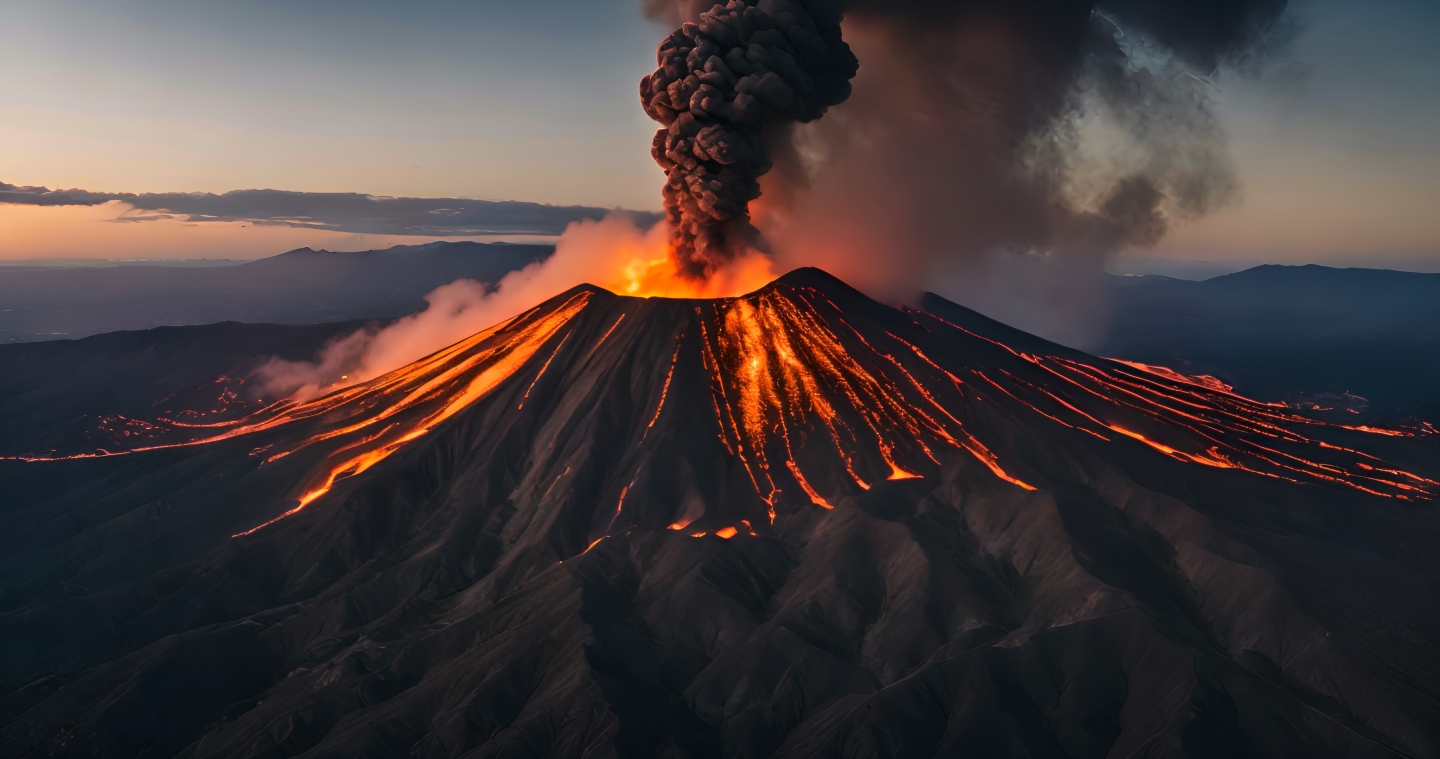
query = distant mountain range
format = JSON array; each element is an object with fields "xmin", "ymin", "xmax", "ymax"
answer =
[
  {"xmin": 0, "ymin": 241, "xmax": 546, "ymax": 342},
  {"xmin": 1095, "ymin": 265, "xmax": 1440, "ymax": 420}
]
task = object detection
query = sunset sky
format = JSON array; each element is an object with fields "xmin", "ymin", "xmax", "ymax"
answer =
[{"xmin": 2, "ymin": 0, "xmax": 1436, "ymax": 270}]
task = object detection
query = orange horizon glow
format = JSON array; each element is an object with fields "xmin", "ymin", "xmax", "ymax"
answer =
[{"xmin": 0, "ymin": 201, "xmax": 553, "ymax": 261}]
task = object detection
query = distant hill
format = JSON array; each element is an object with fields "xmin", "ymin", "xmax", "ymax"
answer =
[
  {"xmin": 0, "ymin": 241, "xmax": 548, "ymax": 342},
  {"xmin": 1096, "ymin": 264, "xmax": 1440, "ymax": 420}
]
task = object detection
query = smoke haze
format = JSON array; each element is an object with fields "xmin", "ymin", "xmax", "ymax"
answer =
[
  {"xmin": 648, "ymin": 0, "xmax": 1288, "ymax": 343},
  {"xmin": 254, "ymin": 213, "xmax": 772, "ymax": 399}
]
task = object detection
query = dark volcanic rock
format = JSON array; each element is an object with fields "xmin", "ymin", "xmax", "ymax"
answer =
[{"xmin": 1, "ymin": 269, "xmax": 1437, "ymax": 758}]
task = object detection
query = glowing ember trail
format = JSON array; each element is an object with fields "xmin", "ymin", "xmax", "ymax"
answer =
[
  {"xmin": 786, "ymin": 460, "xmax": 834, "ymax": 509},
  {"xmin": 1110, "ymin": 360, "xmax": 1235, "ymax": 394},
  {"xmin": 641, "ymin": 337, "xmax": 683, "ymax": 439},
  {"xmin": 900, "ymin": 316, "xmax": 1436, "ymax": 501},
  {"xmin": 518, "ymin": 330, "xmax": 572, "ymax": 410}
]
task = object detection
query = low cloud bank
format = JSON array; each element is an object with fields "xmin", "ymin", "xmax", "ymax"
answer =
[{"xmin": 0, "ymin": 181, "xmax": 661, "ymax": 237}]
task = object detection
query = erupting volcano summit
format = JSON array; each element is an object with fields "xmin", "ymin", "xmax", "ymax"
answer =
[{"xmin": 3, "ymin": 269, "xmax": 1438, "ymax": 757}]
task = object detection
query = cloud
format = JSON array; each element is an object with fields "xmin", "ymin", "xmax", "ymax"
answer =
[{"xmin": 0, "ymin": 182, "xmax": 662, "ymax": 237}]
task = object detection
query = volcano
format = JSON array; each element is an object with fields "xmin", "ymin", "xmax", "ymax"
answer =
[{"xmin": 2, "ymin": 269, "xmax": 1437, "ymax": 758}]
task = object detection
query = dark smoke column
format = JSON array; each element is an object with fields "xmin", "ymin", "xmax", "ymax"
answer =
[{"xmin": 641, "ymin": 0, "xmax": 857, "ymax": 279}]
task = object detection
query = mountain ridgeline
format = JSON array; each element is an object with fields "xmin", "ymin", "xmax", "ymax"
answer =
[
  {"xmin": 1098, "ymin": 265, "xmax": 1440, "ymax": 420},
  {"xmin": 1, "ymin": 269, "xmax": 1437, "ymax": 758},
  {"xmin": 0, "ymin": 241, "xmax": 547, "ymax": 343}
]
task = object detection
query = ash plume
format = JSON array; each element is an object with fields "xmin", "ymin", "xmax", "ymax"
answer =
[
  {"xmin": 647, "ymin": 0, "xmax": 1289, "ymax": 341},
  {"xmin": 640, "ymin": 0, "xmax": 858, "ymax": 278}
]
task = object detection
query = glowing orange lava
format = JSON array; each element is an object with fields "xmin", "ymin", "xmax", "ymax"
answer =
[
  {"xmin": 601, "ymin": 244, "xmax": 776, "ymax": 299},
  {"xmin": 701, "ymin": 286, "xmax": 1038, "ymax": 513},
  {"xmin": 786, "ymin": 460, "xmax": 834, "ymax": 509},
  {"xmin": 233, "ymin": 293, "xmax": 591, "ymax": 535}
]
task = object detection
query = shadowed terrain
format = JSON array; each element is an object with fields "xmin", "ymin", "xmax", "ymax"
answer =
[
  {"xmin": 0, "ymin": 241, "xmax": 546, "ymax": 343},
  {"xmin": 0, "ymin": 320, "xmax": 370, "ymax": 458},
  {"xmin": 1, "ymin": 269, "xmax": 1437, "ymax": 758},
  {"xmin": 1097, "ymin": 265, "xmax": 1440, "ymax": 421}
]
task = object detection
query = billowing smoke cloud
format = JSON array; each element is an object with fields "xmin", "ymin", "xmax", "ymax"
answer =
[
  {"xmin": 640, "ymin": 0, "xmax": 858, "ymax": 278},
  {"xmin": 648, "ymin": 0, "xmax": 1289, "ymax": 344}
]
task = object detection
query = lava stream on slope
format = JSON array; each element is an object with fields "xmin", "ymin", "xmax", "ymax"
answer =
[{"xmin": 10, "ymin": 269, "xmax": 1436, "ymax": 540}]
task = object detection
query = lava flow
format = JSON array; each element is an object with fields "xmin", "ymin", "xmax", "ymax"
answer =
[
  {"xmin": 701, "ymin": 289, "xmax": 1037, "ymax": 521},
  {"xmin": 685, "ymin": 280, "xmax": 1435, "ymax": 539},
  {"xmin": 10, "ymin": 292, "xmax": 593, "ymax": 533},
  {"xmin": 12, "ymin": 268, "xmax": 1436, "ymax": 541}
]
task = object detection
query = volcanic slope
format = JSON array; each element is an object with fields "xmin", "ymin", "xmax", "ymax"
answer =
[{"xmin": 2, "ymin": 269, "xmax": 1437, "ymax": 758}]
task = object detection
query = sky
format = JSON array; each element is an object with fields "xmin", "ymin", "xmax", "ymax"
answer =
[
  {"xmin": 1, "ymin": 0, "xmax": 1437, "ymax": 269},
  {"xmin": 1149, "ymin": 0, "xmax": 1440, "ymax": 272}
]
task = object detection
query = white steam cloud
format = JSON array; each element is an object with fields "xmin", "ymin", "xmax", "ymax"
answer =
[{"xmin": 254, "ymin": 213, "xmax": 679, "ymax": 400}]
